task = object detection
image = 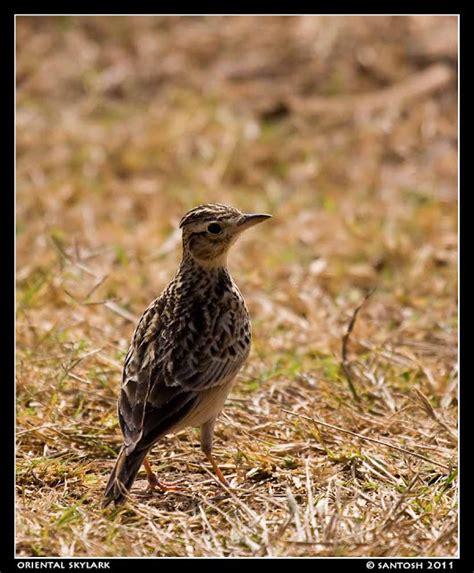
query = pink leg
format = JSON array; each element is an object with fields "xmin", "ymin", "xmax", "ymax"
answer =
[{"xmin": 143, "ymin": 456, "xmax": 183, "ymax": 492}]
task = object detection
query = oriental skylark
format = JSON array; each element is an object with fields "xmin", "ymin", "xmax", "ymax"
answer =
[{"xmin": 103, "ymin": 203, "xmax": 271, "ymax": 505}]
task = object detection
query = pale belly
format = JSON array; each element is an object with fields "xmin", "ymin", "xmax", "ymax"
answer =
[{"xmin": 171, "ymin": 375, "xmax": 237, "ymax": 431}]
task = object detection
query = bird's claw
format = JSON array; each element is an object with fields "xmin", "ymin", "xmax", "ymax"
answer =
[{"xmin": 146, "ymin": 475, "xmax": 185, "ymax": 493}]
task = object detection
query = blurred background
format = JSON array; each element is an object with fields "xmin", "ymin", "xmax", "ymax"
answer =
[
  {"xmin": 16, "ymin": 14, "xmax": 458, "ymax": 352},
  {"xmin": 16, "ymin": 16, "xmax": 458, "ymax": 558}
]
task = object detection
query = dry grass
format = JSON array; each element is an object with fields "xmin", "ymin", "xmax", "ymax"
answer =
[{"xmin": 16, "ymin": 15, "xmax": 458, "ymax": 557}]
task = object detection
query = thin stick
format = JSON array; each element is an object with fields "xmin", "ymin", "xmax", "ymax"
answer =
[
  {"xmin": 341, "ymin": 288, "xmax": 376, "ymax": 402},
  {"xmin": 54, "ymin": 238, "xmax": 137, "ymax": 324},
  {"xmin": 412, "ymin": 388, "xmax": 458, "ymax": 441},
  {"xmin": 289, "ymin": 64, "xmax": 454, "ymax": 116},
  {"xmin": 84, "ymin": 274, "xmax": 109, "ymax": 301},
  {"xmin": 281, "ymin": 408, "xmax": 451, "ymax": 471}
]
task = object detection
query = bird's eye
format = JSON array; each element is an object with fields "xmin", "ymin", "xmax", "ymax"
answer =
[{"xmin": 207, "ymin": 223, "xmax": 222, "ymax": 235}]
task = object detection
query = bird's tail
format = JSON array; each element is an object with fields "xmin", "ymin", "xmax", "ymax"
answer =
[{"xmin": 103, "ymin": 446, "xmax": 147, "ymax": 507}]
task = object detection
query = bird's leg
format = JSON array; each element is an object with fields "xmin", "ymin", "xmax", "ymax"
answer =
[
  {"xmin": 142, "ymin": 456, "xmax": 183, "ymax": 492},
  {"xmin": 201, "ymin": 418, "xmax": 230, "ymax": 487},
  {"xmin": 205, "ymin": 452, "xmax": 230, "ymax": 487},
  {"xmin": 143, "ymin": 456, "xmax": 159, "ymax": 489}
]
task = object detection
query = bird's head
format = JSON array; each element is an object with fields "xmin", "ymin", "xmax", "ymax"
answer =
[{"xmin": 179, "ymin": 203, "xmax": 271, "ymax": 267}]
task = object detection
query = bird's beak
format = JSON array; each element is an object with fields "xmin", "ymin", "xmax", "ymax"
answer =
[{"xmin": 238, "ymin": 213, "xmax": 272, "ymax": 231}]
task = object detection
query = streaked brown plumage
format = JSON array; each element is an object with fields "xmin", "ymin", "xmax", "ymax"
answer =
[{"xmin": 103, "ymin": 203, "xmax": 271, "ymax": 505}]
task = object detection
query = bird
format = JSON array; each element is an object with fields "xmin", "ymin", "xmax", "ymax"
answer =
[{"xmin": 103, "ymin": 203, "xmax": 271, "ymax": 506}]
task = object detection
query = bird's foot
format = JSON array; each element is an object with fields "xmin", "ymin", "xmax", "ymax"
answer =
[
  {"xmin": 146, "ymin": 473, "xmax": 184, "ymax": 493},
  {"xmin": 143, "ymin": 456, "xmax": 185, "ymax": 493}
]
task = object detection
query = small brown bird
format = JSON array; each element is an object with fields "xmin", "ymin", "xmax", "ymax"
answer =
[{"xmin": 103, "ymin": 203, "xmax": 271, "ymax": 505}]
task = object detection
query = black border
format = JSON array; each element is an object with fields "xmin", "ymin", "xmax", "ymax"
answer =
[{"xmin": 8, "ymin": 9, "xmax": 466, "ymax": 573}]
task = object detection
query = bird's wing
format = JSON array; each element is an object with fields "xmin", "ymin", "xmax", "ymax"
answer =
[
  {"xmin": 118, "ymin": 298, "xmax": 198, "ymax": 454},
  {"xmin": 118, "ymin": 293, "xmax": 250, "ymax": 454}
]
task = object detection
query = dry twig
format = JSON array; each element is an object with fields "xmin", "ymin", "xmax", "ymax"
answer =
[
  {"xmin": 282, "ymin": 408, "xmax": 452, "ymax": 471},
  {"xmin": 289, "ymin": 64, "xmax": 455, "ymax": 116},
  {"xmin": 341, "ymin": 288, "xmax": 376, "ymax": 402}
]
